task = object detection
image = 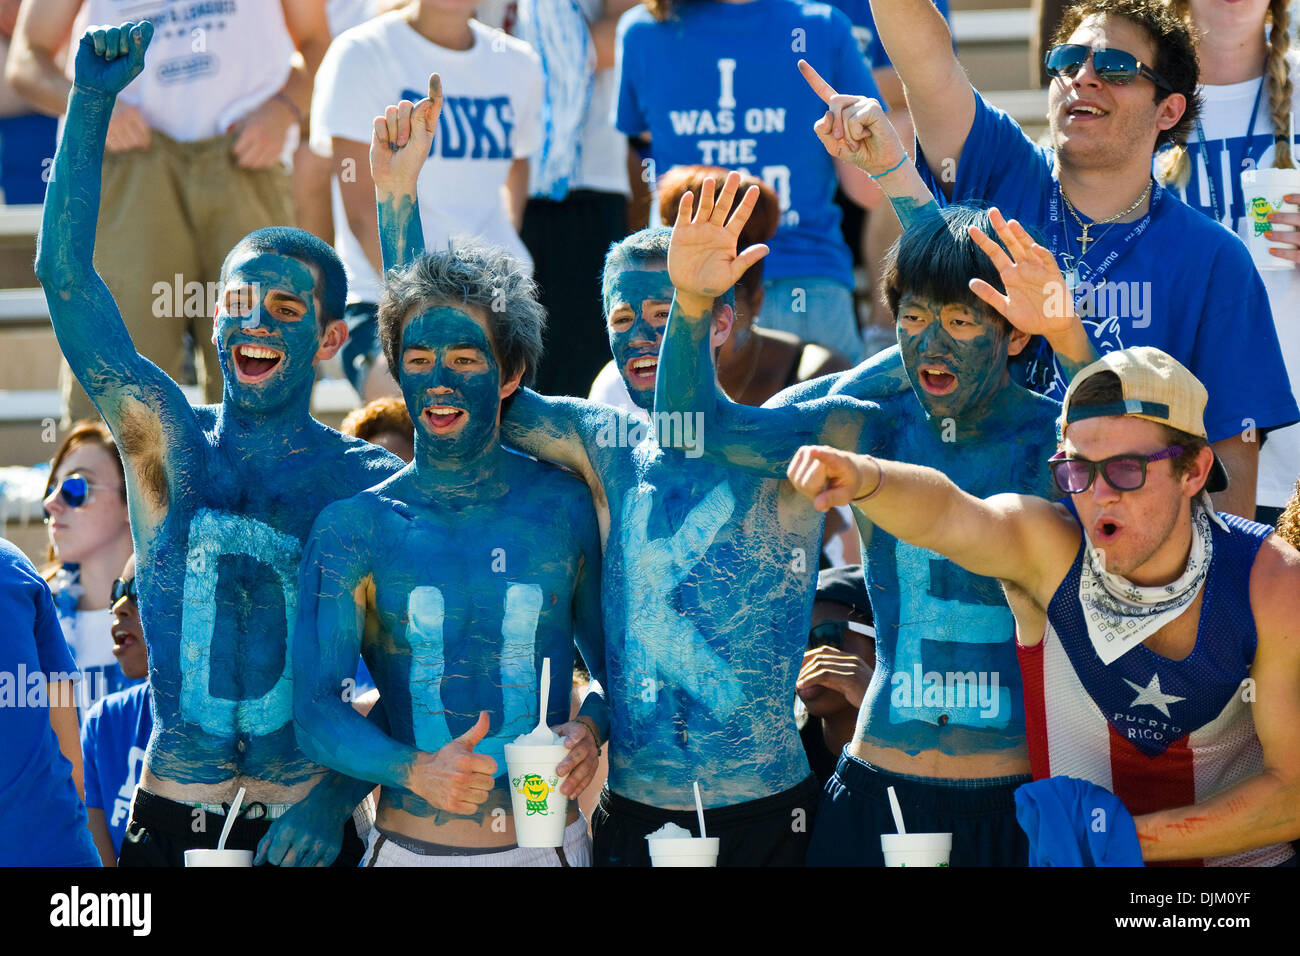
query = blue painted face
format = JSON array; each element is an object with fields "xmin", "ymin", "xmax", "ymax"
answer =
[
  {"xmin": 606, "ymin": 266, "xmax": 673, "ymax": 411},
  {"xmin": 896, "ymin": 294, "xmax": 1010, "ymax": 423},
  {"xmin": 214, "ymin": 251, "xmax": 324, "ymax": 412},
  {"xmin": 399, "ymin": 304, "xmax": 506, "ymax": 461}
]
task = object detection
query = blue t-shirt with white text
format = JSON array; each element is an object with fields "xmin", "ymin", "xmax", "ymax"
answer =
[
  {"xmin": 81, "ymin": 681, "xmax": 153, "ymax": 858},
  {"xmin": 616, "ymin": 0, "xmax": 881, "ymax": 287},
  {"xmin": 916, "ymin": 89, "xmax": 1298, "ymax": 442},
  {"xmin": 821, "ymin": 0, "xmax": 951, "ymax": 71}
]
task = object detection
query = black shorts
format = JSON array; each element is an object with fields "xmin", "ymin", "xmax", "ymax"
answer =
[
  {"xmin": 118, "ymin": 788, "xmax": 365, "ymax": 868},
  {"xmin": 591, "ymin": 776, "xmax": 821, "ymax": 867},
  {"xmin": 806, "ymin": 750, "xmax": 1030, "ymax": 867}
]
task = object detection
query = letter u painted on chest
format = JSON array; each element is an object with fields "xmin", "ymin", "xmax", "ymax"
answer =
[{"xmin": 404, "ymin": 582, "xmax": 543, "ymax": 770}]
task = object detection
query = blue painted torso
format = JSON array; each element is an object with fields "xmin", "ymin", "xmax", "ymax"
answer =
[
  {"xmin": 138, "ymin": 408, "xmax": 399, "ymax": 788},
  {"xmin": 852, "ymin": 389, "xmax": 1060, "ymax": 757},
  {"xmin": 579, "ymin": 418, "xmax": 823, "ymax": 808}
]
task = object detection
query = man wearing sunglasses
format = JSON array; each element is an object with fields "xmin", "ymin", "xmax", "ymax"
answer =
[
  {"xmin": 787, "ymin": 346, "xmax": 1300, "ymax": 865},
  {"xmin": 869, "ymin": 0, "xmax": 1297, "ymax": 521},
  {"xmin": 36, "ymin": 23, "xmax": 403, "ymax": 867}
]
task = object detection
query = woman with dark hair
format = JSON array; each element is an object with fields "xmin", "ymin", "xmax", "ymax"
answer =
[
  {"xmin": 1157, "ymin": 0, "xmax": 1300, "ymax": 527},
  {"xmin": 42, "ymin": 420, "xmax": 138, "ymax": 717}
]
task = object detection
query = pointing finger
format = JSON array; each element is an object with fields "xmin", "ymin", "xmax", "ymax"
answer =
[{"xmin": 798, "ymin": 58, "xmax": 837, "ymax": 105}]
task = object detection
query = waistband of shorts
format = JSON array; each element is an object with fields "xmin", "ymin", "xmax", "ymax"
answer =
[
  {"xmin": 372, "ymin": 818, "xmax": 586, "ymax": 857},
  {"xmin": 833, "ymin": 752, "xmax": 1031, "ymax": 813},
  {"xmin": 132, "ymin": 787, "xmax": 292, "ymax": 834},
  {"xmin": 601, "ymin": 774, "xmax": 821, "ymax": 829}
]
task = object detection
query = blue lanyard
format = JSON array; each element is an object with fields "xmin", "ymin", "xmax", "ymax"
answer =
[
  {"xmin": 1193, "ymin": 76, "xmax": 1265, "ymax": 224},
  {"xmin": 1047, "ymin": 180, "xmax": 1160, "ymax": 293}
]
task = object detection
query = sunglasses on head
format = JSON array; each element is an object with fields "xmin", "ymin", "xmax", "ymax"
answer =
[
  {"xmin": 1048, "ymin": 445, "xmax": 1183, "ymax": 495},
  {"xmin": 1045, "ymin": 44, "xmax": 1173, "ymax": 92},
  {"xmin": 111, "ymin": 576, "xmax": 137, "ymax": 604}
]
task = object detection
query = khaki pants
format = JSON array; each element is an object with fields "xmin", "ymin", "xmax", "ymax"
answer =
[{"xmin": 62, "ymin": 130, "xmax": 294, "ymax": 424}]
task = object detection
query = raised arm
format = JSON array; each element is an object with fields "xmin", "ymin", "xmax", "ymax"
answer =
[
  {"xmin": 370, "ymin": 73, "xmax": 442, "ymax": 272},
  {"xmin": 967, "ymin": 208, "xmax": 1098, "ymax": 381},
  {"xmin": 293, "ymin": 506, "xmax": 498, "ymax": 816},
  {"xmin": 34, "ymin": 23, "xmax": 199, "ymax": 523},
  {"xmin": 797, "ymin": 60, "xmax": 941, "ymax": 232},
  {"xmin": 786, "ymin": 445, "xmax": 1078, "ymax": 603},
  {"xmin": 656, "ymin": 171, "xmax": 879, "ymax": 478},
  {"xmin": 867, "ymin": 0, "xmax": 975, "ymax": 193},
  {"xmin": 1134, "ymin": 538, "xmax": 1300, "ymax": 862}
]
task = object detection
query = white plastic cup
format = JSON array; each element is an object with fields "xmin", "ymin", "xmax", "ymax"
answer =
[
  {"xmin": 503, "ymin": 742, "xmax": 569, "ymax": 848},
  {"xmin": 1240, "ymin": 166, "xmax": 1300, "ymax": 270},
  {"xmin": 880, "ymin": 832, "xmax": 952, "ymax": 867},
  {"xmin": 647, "ymin": 836, "xmax": 720, "ymax": 867},
  {"xmin": 184, "ymin": 848, "xmax": 253, "ymax": 867}
]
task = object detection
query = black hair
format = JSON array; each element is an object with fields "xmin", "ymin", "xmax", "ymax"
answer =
[
  {"xmin": 220, "ymin": 227, "xmax": 348, "ymax": 331},
  {"xmin": 883, "ymin": 204, "xmax": 1028, "ymax": 328}
]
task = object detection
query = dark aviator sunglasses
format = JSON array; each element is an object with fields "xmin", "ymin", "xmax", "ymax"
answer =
[{"xmin": 1045, "ymin": 43, "xmax": 1173, "ymax": 92}]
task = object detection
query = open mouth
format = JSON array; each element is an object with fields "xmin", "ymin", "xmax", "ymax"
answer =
[
  {"xmin": 1066, "ymin": 102, "xmax": 1107, "ymax": 122},
  {"xmin": 919, "ymin": 366, "xmax": 957, "ymax": 395},
  {"xmin": 233, "ymin": 344, "xmax": 284, "ymax": 383},
  {"xmin": 1094, "ymin": 516, "xmax": 1123, "ymax": 543},
  {"xmin": 422, "ymin": 404, "xmax": 468, "ymax": 434},
  {"xmin": 111, "ymin": 630, "xmax": 139, "ymax": 655},
  {"xmin": 625, "ymin": 355, "xmax": 658, "ymax": 388}
]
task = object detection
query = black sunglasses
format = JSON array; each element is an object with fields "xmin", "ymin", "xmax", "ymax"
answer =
[
  {"xmin": 1048, "ymin": 445, "xmax": 1183, "ymax": 495},
  {"xmin": 1045, "ymin": 44, "xmax": 1173, "ymax": 92},
  {"xmin": 111, "ymin": 576, "xmax": 137, "ymax": 604},
  {"xmin": 808, "ymin": 619, "xmax": 875, "ymax": 649}
]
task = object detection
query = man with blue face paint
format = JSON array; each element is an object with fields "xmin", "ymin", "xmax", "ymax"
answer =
[
  {"xmin": 292, "ymin": 88, "xmax": 607, "ymax": 865},
  {"xmin": 368, "ymin": 75, "xmax": 835, "ymax": 866},
  {"xmin": 655, "ymin": 83, "xmax": 1073, "ymax": 864},
  {"xmin": 35, "ymin": 22, "xmax": 402, "ymax": 867}
]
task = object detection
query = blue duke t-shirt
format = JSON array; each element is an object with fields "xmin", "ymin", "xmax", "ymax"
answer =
[
  {"xmin": 917, "ymin": 90, "xmax": 1299, "ymax": 442},
  {"xmin": 0, "ymin": 540, "xmax": 99, "ymax": 866},
  {"xmin": 616, "ymin": 0, "xmax": 881, "ymax": 288},
  {"xmin": 81, "ymin": 682, "xmax": 152, "ymax": 858}
]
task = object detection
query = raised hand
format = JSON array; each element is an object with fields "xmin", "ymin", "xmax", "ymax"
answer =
[
  {"xmin": 371, "ymin": 73, "xmax": 443, "ymax": 197},
  {"xmin": 787, "ymin": 445, "xmax": 875, "ymax": 512},
  {"xmin": 798, "ymin": 59, "xmax": 906, "ymax": 176},
  {"xmin": 967, "ymin": 208, "xmax": 1076, "ymax": 337},
  {"xmin": 667, "ymin": 170, "xmax": 769, "ymax": 313},
  {"xmin": 74, "ymin": 21, "xmax": 153, "ymax": 98},
  {"xmin": 406, "ymin": 709, "xmax": 498, "ymax": 815}
]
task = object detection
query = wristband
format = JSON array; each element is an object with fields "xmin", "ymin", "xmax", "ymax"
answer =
[
  {"xmin": 852, "ymin": 455, "xmax": 886, "ymax": 502},
  {"xmin": 869, "ymin": 155, "xmax": 909, "ymax": 180},
  {"xmin": 575, "ymin": 716, "xmax": 603, "ymax": 757},
  {"xmin": 273, "ymin": 92, "xmax": 304, "ymax": 129}
]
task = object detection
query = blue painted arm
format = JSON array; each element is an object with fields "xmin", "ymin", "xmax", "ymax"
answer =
[
  {"xmin": 655, "ymin": 295, "xmax": 878, "ymax": 479},
  {"xmin": 293, "ymin": 506, "xmax": 419, "ymax": 791},
  {"xmin": 764, "ymin": 344, "xmax": 911, "ymax": 406},
  {"xmin": 570, "ymin": 496, "xmax": 609, "ymax": 742},
  {"xmin": 35, "ymin": 24, "xmax": 200, "ymax": 511},
  {"xmin": 377, "ymin": 193, "xmax": 425, "ymax": 273},
  {"xmin": 501, "ymin": 389, "xmax": 599, "ymax": 481}
]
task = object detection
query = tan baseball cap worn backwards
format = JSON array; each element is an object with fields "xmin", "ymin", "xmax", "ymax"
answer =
[{"xmin": 1059, "ymin": 347, "xmax": 1228, "ymax": 493}]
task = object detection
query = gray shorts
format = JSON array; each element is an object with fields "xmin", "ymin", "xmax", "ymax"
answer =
[{"xmin": 361, "ymin": 817, "xmax": 591, "ymax": 867}]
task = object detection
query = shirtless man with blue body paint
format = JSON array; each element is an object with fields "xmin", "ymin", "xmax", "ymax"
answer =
[
  {"xmin": 366, "ymin": 72, "xmax": 875, "ymax": 865},
  {"xmin": 36, "ymin": 22, "xmax": 402, "ymax": 867},
  {"xmin": 292, "ymin": 80, "xmax": 608, "ymax": 866},
  {"xmin": 655, "ymin": 66, "xmax": 1074, "ymax": 865}
]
